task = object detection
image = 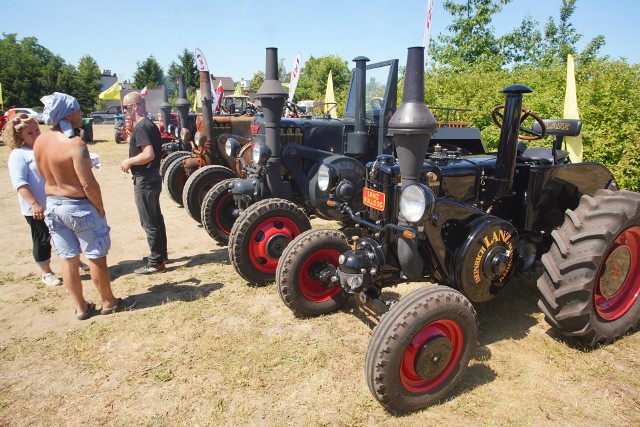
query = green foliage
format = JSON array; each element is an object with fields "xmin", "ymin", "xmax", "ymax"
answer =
[
  {"xmin": 167, "ymin": 48, "xmax": 198, "ymax": 97},
  {"xmin": 75, "ymin": 56, "xmax": 102, "ymax": 114},
  {"xmin": 294, "ymin": 55, "xmax": 350, "ymax": 116},
  {"xmin": 133, "ymin": 56, "xmax": 165, "ymax": 90},
  {"xmin": 250, "ymin": 70, "xmax": 264, "ymax": 92}
]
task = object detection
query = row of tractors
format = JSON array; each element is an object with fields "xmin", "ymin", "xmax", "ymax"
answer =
[{"xmin": 159, "ymin": 46, "xmax": 640, "ymax": 413}]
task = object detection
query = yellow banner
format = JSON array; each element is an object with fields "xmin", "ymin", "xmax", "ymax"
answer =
[
  {"xmin": 98, "ymin": 81, "xmax": 121, "ymax": 101},
  {"xmin": 324, "ymin": 70, "xmax": 336, "ymax": 118},
  {"xmin": 563, "ymin": 54, "xmax": 583, "ymax": 162}
]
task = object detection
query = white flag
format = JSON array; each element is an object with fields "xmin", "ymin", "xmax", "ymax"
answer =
[
  {"xmin": 194, "ymin": 48, "xmax": 209, "ymax": 72},
  {"xmin": 423, "ymin": 0, "xmax": 434, "ymax": 54},
  {"xmin": 288, "ymin": 53, "xmax": 302, "ymax": 102}
]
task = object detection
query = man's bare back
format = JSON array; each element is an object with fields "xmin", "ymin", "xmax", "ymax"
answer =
[{"xmin": 34, "ymin": 128, "xmax": 105, "ymax": 216}]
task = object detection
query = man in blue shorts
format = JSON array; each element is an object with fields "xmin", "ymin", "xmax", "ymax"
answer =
[{"xmin": 34, "ymin": 92, "xmax": 135, "ymax": 320}]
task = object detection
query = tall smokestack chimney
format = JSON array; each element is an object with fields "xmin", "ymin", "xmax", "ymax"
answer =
[
  {"xmin": 175, "ymin": 75, "xmax": 191, "ymax": 131},
  {"xmin": 346, "ymin": 56, "xmax": 369, "ymax": 155},
  {"xmin": 255, "ymin": 47, "xmax": 292, "ymax": 199},
  {"xmin": 159, "ymin": 83, "xmax": 171, "ymax": 134},
  {"xmin": 389, "ymin": 46, "xmax": 437, "ymax": 280}
]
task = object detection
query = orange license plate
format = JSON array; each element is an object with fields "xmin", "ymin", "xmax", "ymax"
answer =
[{"xmin": 363, "ymin": 188, "xmax": 385, "ymax": 211}]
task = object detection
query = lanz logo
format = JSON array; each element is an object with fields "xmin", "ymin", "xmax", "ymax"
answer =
[
  {"xmin": 547, "ymin": 122, "xmax": 570, "ymax": 131},
  {"xmin": 472, "ymin": 229, "xmax": 514, "ymax": 285},
  {"xmin": 363, "ymin": 188, "xmax": 385, "ymax": 211}
]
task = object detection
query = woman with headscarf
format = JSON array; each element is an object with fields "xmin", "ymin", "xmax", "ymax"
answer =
[{"xmin": 3, "ymin": 112, "xmax": 62, "ymax": 286}]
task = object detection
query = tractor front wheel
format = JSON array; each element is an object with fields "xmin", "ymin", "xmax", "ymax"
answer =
[
  {"xmin": 538, "ymin": 189, "xmax": 640, "ymax": 346},
  {"xmin": 201, "ymin": 178, "xmax": 237, "ymax": 245},
  {"xmin": 160, "ymin": 151, "xmax": 191, "ymax": 181},
  {"xmin": 365, "ymin": 285, "xmax": 478, "ymax": 413},
  {"xmin": 182, "ymin": 165, "xmax": 236, "ymax": 223},
  {"xmin": 229, "ymin": 198, "xmax": 310, "ymax": 285},
  {"xmin": 164, "ymin": 158, "xmax": 189, "ymax": 205},
  {"xmin": 276, "ymin": 228, "xmax": 350, "ymax": 317}
]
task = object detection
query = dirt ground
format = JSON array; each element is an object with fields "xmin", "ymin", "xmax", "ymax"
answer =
[{"xmin": 0, "ymin": 124, "xmax": 639, "ymax": 426}]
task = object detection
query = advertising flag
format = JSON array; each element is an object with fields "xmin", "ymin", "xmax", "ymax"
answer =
[
  {"xmin": 324, "ymin": 70, "xmax": 336, "ymax": 118},
  {"xmin": 423, "ymin": 0, "xmax": 434, "ymax": 54},
  {"xmin": 214, "ymin": 80, "xmax": 224, "ymax": 112},
  {"xmin": 98, "ymin": 81, "xmax": 121, "ymax": 100},
  {"xmin": 563, "ymin": 54, "xmax": 583, "ymax": 162},
  {"xmin": 194, "ymin": 48, "xmax": 209, "ymax": 72},
  {"xmin": 288, "ymin": 53, "xmax": 302, "ymax": 102},
  {"xmin": 234, "ymin": 81, "xmax": 243, "ymax": 96}
]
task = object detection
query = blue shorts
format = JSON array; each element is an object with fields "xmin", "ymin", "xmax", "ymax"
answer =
[{"xmin": 44, "ymin": 196, "xmax": 111, "ymax": 259}]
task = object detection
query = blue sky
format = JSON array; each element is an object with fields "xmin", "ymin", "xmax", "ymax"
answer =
[{"xmin": 3, "ymin": 0, "xmax": 638, "ymax": 83}]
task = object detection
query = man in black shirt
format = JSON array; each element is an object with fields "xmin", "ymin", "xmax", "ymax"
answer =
[{"xmin": 120, "ymin": 92, "xmax": 168, "ymax": 274}]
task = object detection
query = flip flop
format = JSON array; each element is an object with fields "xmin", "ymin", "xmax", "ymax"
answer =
[
  {"xmin": 76, "ymin": 301, "xmax": 98, "ymax": 321},
  {"xmin": 100, "ymin": 297, "xmax": 137, "ymax": 315}
]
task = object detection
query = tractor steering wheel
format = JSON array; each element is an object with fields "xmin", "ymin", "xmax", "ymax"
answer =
[
  {"xmin": 284, "ymin": 101, "xmax": 299, "ymax": 118},
  {"xmin": 491, "ymin": 104, "xmax": 546, "ymax": 141}
]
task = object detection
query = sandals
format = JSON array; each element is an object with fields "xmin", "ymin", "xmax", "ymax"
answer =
[
  {"xmin": 75, "ymin": 301, "xmax": 98, "ymax": 321},
  {"xmin": 100, "ymin": 297, "xmax": 137, "ymax": 315}
]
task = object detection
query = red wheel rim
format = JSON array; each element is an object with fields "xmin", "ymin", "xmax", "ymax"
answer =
[
  {"xmin": 214, "ymin": 192, "xmax": 235, "ymax": 235},
  {"xmin": 400, "ymin": 319, "xmax": 464, "ymax": 394},
  {"xmin": 247, "ymin": 216, "xmax": 302, "ymax": 273},
  {"xmin": 594, "ymin": 226, "xmax": 640, "ymax": 320},
  {"xmin": 298, "ymin": 248, "xmax": 342, "ymax": 302}
]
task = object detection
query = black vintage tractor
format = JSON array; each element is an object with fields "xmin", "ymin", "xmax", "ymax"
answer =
[
  {"xmin": 200, "ymin": 47, "xmax": 485, "ymax": 285},
  {"xmin": 275, "ymin": 47, "xmax": 640, "ymax": 413}
]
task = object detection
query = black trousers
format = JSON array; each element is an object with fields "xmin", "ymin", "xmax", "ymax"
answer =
[
  {"xmin": 24, "ymin": 216, "xmax": 52, "ymax": 263},
  {"xmin": 133, "ymin": 172, "xmax": 167, "ymax": 265}
]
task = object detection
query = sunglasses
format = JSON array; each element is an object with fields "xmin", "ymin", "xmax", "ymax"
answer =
[
  {"xmin": 11, "ymin": 113, "xmax": 30, "ymax": 125},
  {"xmin": 123, "ymin": 103, "xmax": 136, "ymax": 110}
]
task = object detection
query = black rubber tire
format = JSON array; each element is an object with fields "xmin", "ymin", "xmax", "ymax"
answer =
[
  {"xmin": 276, "ymin": 228, "xmax": 350, "ymax": 317},
  {"xmin": 114, "ymin": 129, "xmax": 121, "ymax": 144},
  {"xmin": 537, "ymin": 189, "xmax": 640, "ymax": 347},
  {"xmin": 160, "ymin": 151, "xmax": 191, "ymax": 181},
  {"xmin": 365, "ymin": 285, "xmax": 478, "ymax": 414},
  {"xmin": 229, "ymin": 198, "xmax": 311, "ymax": 285},
  {"xmin": 201, "ymin": 178, "xmax": 237, "ymax": 245},
  {"xmin": 182, "ymin": 165, "xmax": 236, "ymax": 223},
  {"xmin": 164, "ymin": 157, "xmax": 189, "ymax": 205}
]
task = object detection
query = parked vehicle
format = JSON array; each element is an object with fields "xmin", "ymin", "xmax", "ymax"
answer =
[
  {"xmin": 274, "ymin": 47, "xmax": 640, "ymax": 413},
  {"xmin": 90, "ymin": 105, "xmax": 122, "ymax": 124},
  {"xmin": 200, "ymin": 47, "xmax": 484, "ymax": 285},
  {"xmin": 6, "ymin": 107, "xmax": 44, "ymax": 123}
]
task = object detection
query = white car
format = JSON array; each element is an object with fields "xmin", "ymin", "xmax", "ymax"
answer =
[{"xmin": 7, "ymin": 108, "xmax": 44, "ymax": 123}]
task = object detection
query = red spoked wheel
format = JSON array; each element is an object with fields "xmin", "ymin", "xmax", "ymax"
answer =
[
  {"xmin": 365, "ymin": 286, "xmax": 478, "ymax": 413},
  {"xmin": 276, "ymin": 229, "xmax": 350, "ymax": 316},
  {"xmin": 538, "ymin": 189, "xmax": 640, "ymax": 346},
  {"xmin": 229, "ymin": 198, "xmax": 311, "ymax": 285},
  {"xmin": 594, "ymin": 227, "xmax": 640, "ymax": 321}
]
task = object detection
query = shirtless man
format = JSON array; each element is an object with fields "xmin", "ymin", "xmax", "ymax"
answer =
[{"xmin": 34, "ymin": 92, "xmax": 134, "ymax": 320}]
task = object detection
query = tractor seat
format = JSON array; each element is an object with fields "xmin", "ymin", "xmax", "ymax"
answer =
[{"xmin": 521, "ymin": 147, "xmax": 570, "ymax": 165}]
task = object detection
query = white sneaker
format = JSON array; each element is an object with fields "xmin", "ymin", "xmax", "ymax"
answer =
[{"xmin": 41, "ymin": 272, "xmax": 62, "ymax": 287}]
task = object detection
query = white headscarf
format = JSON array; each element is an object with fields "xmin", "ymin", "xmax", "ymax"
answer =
[{"xmin": 41, "ymin": 92, "xmax": 80, "ymax": 137}]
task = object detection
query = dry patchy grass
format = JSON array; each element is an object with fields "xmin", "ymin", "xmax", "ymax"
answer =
[{"xmin": 0, "ymin": 124, "xmax": 639, "ymax": 426}]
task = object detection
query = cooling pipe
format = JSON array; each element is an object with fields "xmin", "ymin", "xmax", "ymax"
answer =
[
  {"xmin": 489, "ymin": 84, "xmax": 532, "ymax": 202},
  {"xmin": 255, "ymin": 47, "xmax": 292, "ymax": 199},
  {"xmin": 346, "ymin": 56, "xmax": 369, "ymax": 155},
  {"xmin": 389, "ymin": 46, "xmax": 437, "ymax": 279},
  {"xmin": 159, "ymin": 83, "xmax": 172, "ymax": 134}
]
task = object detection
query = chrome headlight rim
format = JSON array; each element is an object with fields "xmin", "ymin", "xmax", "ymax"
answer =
[
  {"xmin": 225, "ymin": 137, "xmax": 241, "ymax": 157},
  {"xmin": 318, "ymin": 163, "xmax": 340, "ymax": 192},
  {"xmin": 399, "ymin": 184, "xmax": 436, "ymax": 224},
  {"xmin": 252, "ymin": 142, "xmax": 271, "ymax": 166}
]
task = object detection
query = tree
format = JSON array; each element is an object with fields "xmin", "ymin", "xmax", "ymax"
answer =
[
  {"xmin": 250, "ymin": 70, "xmax": 264, "ymax": 92},
  {"xmin": 294, "ymin": 55, "xmax": 350, "ymax": 114},
  {"xmin": 74, "ymin": 55, "xmax": 101, "ymax": 113},
  {"xmin": 133, "ymin": 56, "xmax": 164, "ymax": 90},
  {"xmin": 167, "ymin": 48, "xmax": 198, "ymax": 97}
]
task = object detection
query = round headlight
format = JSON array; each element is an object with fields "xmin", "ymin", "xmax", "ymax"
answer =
[
  {"xmin": 318, "ymin": 163, "xmax": 339, "ymax": 192},
  {"xmin": 252, "ymin": 142, "xmax": 271, "ymax": 166},
  {"xmin": 399, "ymin": 184, "xmax": 436, "ymax": 224},
  {"xmin": 225, "ymin": 138, "xmax": 241, "ymax": 157}
]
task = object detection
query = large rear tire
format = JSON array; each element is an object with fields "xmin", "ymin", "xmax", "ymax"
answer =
[
  {"xmin": 201, "ymin": 178, "xmax": 237, "ymax": 245},
  {"xmin": 229, "ymin": 198, "xmax": 311, "ymax": 285},
  {"xmin": 365, "ymin": 285, "xmax": 478, "ymax": 414},
  {"xmin": 182, "ymin": 165, "xmax": 236, "ymax": 223},
  {"xmin": 276, "ymin": 228, "xmax": 350, "ymax": 317},
  {"xmin": 164, "ymin": 158, "xmax": 189, "ymax": 205},
  {"xmin": 537, "ymin": 189, "xmax": 640, "ymax": 347},
  {"xmin": 160, "ymin": 151, "xmax": 191, "ymax": 181}
]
